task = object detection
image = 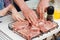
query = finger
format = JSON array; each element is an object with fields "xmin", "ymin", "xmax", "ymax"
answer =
[
  {"xmin": 18, "ymin": 17, "xmax": 25, "ymax": 21},
  {"xmin": 32, "ymin": 16, "xmax": 38, "ymax": 26},
  {"xmin": 26, "ymin": 16, "xmax": 31, "ymax": 23},
  {"xmin": 29, "ymin": 14, "xmax": 38, "ymax": 26},
  {"xmin": 16, "ymin": 17, "xmax": 21, "ymax": 21},
  {"xmin": 33, "ymin": 11, "xmax": 38, "ymax": 20},
  {"xmin": 12, "ymin": 24, "xmax": 15, "ymax": 28}
]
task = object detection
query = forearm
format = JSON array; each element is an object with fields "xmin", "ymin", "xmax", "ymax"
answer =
[
  {"xmin": 11, "ymin": 5, "xmax": 18, "ymax": 14},
  {"xmin": 4, "ymin": 4, "xmax": 12, "ymax": 11},
  {"xmin": 14, "ymin": 0, "xmax": 30, "ymax": 11}
]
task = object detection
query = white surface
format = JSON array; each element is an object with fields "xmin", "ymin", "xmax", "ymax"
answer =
[
  {"xmin": 54, "ymin": 0, "xmax": 60, "ymax": 10},
  {"xmin": 0, "ymin": 15, "xmax": 25, "ymax": 40},
  {"xmin": 25, "ymin": 0, "xmax": 39, "ymax": 9}
]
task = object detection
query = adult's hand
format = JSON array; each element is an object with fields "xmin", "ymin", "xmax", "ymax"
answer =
[
  {"xmin": 14, "ymin": 0, "xmax": 39, "ymax": 26},
  {"xmin": 37, "ymin": 0, "xmax": 50, "ymax": 14},
  {"xmin": 37, "ymin": 0, "xmax": 50, "ymax": 19},
  {"xmin": 22, "ymin": 9, "xmax": 38, "ymax": 26}
]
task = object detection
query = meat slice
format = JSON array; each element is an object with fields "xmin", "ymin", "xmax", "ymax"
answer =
[
  {"xmin": 17, "ymin": 28, "xmax": 30, "ymax": 40},
  {"xmin": 12, "ymin": 21, "xmax": 29, "ymax": 31},
  {"xmin": 12, "ymin": 21, "xmax": 41, "ymax": 40},
  {"xmin": 39, "ymin": 21, "xmax": 58, "ymax": 33},
  {"xmin": 29, "ymin": 25, "xmax": 40, "ymax": 38},
  {"xmin": 16, "ymin": 26, "xmax": 40, "ymax": 40}
]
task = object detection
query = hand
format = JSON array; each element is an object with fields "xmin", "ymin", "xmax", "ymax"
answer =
[
  {"xmin": 37, "ymin": 0, "xmax": 49, "ymax": 20},
  {"xmin": 14, "ymin": 0, "xmax": 39, "ymax": 26},
  {"xmin": 10, "ymin": 5, "xmax": 25, "ymax": 22},
  {"xmin": 22, "ymin": 9, "xmax": 38, "ymax": 26},
  {"xmin": 0, "ymin": 4, "xmax": 11, "ymax": 16},
  {"xmin": 12, "ymin": 13, "xmax": 25, "ymax": 21},
  {"xmin": 37, "ymin": 0, "xmax": 49, "ymax": 14}
]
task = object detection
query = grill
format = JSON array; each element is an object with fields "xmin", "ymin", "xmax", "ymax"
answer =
[{"xmin": 0, "ymin": 30, "xmax": 12, "ymax": 40}]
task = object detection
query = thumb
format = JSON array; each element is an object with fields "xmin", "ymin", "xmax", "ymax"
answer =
[{"xmin": 17, "ymin": 17, "xmax": 25, "ymax": 22}]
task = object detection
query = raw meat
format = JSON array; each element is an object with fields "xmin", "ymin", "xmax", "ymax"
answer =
[
  {"xmin": 11, "ymin": 19, "xmax": 58, "ymax": 40},
  {"xmin": 38, "ymin": 20, "xmax": 58, "ymax": 33},
  {"xmin": 12, "ymin": 21, "xmax": 29, "ymax": 31},
  {"xmin": 12, "ymin": 21, "xmax": 41, "ymax": 40}
]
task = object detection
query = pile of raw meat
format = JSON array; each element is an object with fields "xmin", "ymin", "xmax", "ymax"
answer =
[
  {"xmin": 9, "ymin": 16, "xmax": 58, "ymax": 40},
  {"xmin": 10, "ymin": 20, "xmax": 57, "ymax": 40},
  {"xmin": 9, "ymin": 6, "xmax": 58, "ymax": 40}
]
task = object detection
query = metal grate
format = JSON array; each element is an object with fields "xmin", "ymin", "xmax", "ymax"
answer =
[{"xmin": 0, "ymin": 30, "xmax": 12, "ymax": 40}]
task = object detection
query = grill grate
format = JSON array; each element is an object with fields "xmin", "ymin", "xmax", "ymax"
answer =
[{"xmin": 0, "ymin": 30, "xmax": 12, "ymax": 40}]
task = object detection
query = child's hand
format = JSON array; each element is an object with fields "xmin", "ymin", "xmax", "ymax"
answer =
[
  {"xmin": 12, "ymin": 13, "xmax": 25, "ymax": 21},
  {"xmin": 10, "ymin": 5, "xmax": 25, "ymax": 22}
]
